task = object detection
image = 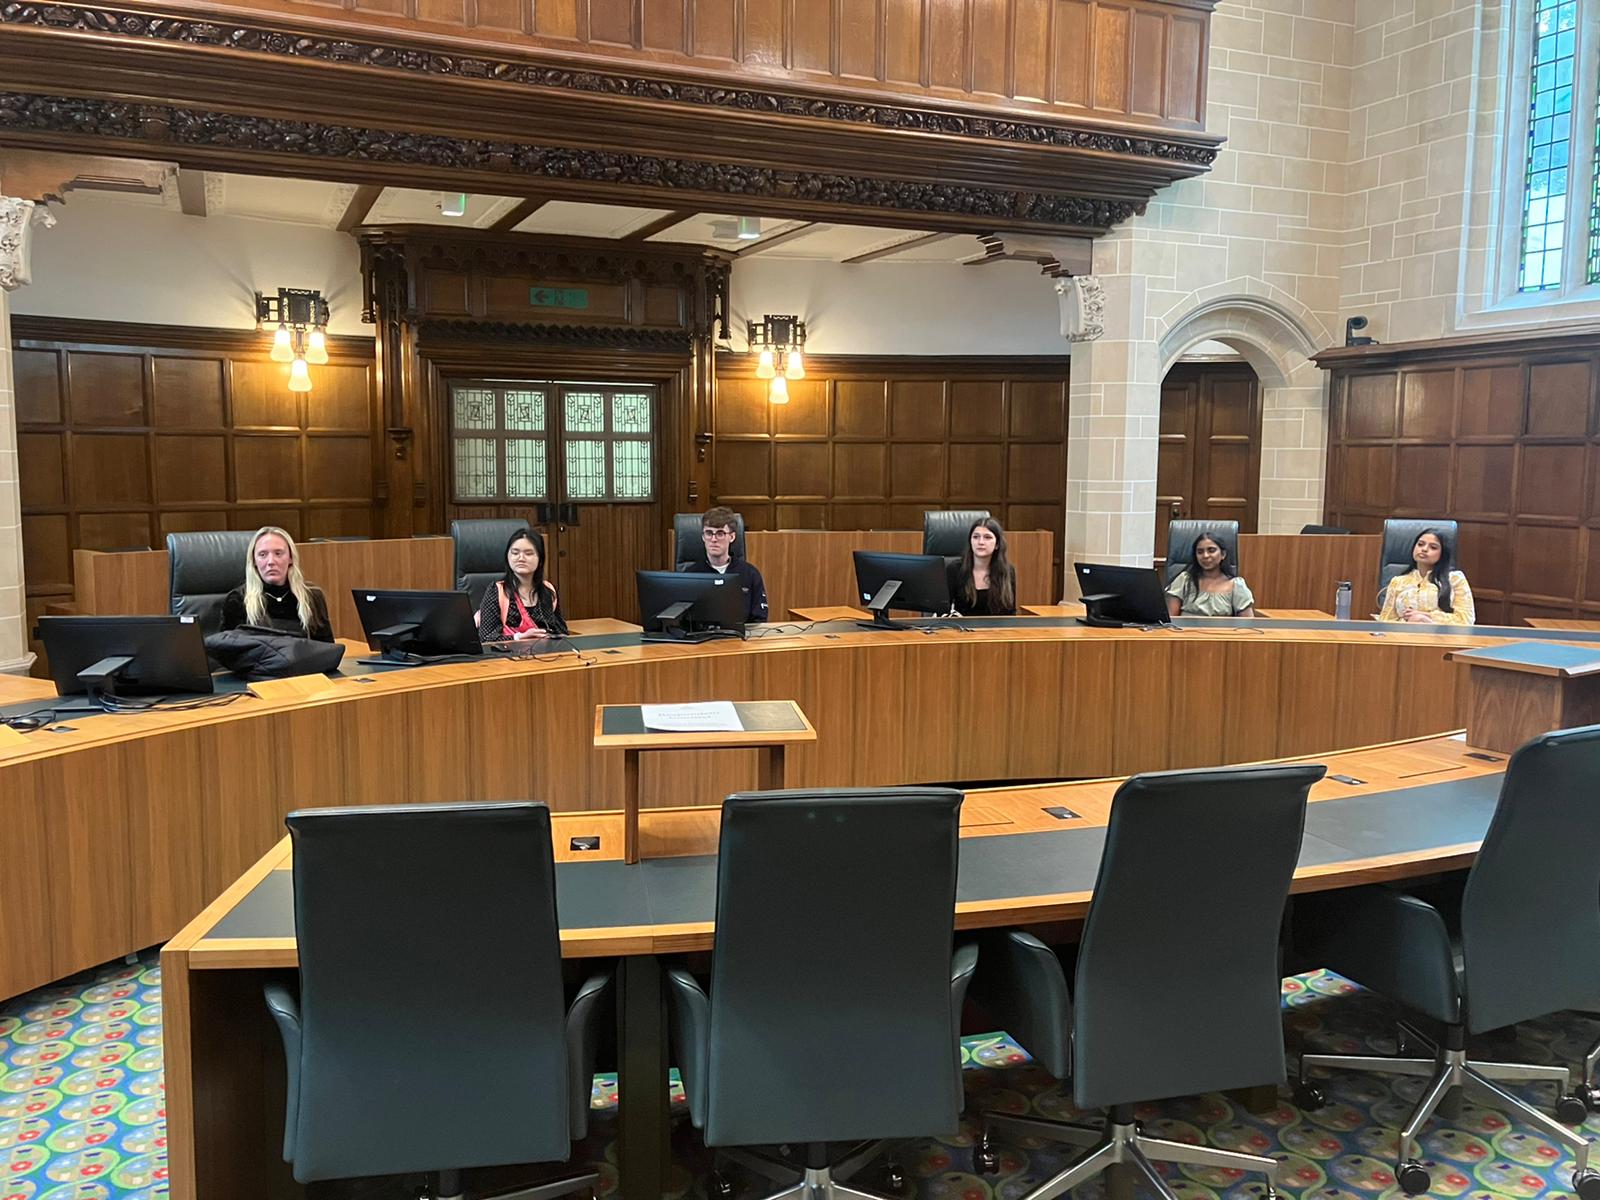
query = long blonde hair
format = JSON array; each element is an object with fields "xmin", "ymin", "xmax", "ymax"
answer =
[{"xmin": 243, "ymin": 526, "xmax": 316, "ymax": 631}]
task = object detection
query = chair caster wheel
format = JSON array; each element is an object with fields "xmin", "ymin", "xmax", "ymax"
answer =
[
  {"xmin": 1574, "ymin": 1168, "xmax": 1600, "ymax": 1200},
  {"xmin": 974, "ymin": 1132, "xmax": 1000, "ymax": 1176},
  {"xmin": 1397, "ymin": 1160, "xmax": 1431, "ymax": 1195},
  {"xmin": 1578, "ymin": 1084, "xmax": 1600, "ymax": 1113},
  {"xmin": 1293, "ymin": 1079, "xmax": 1326, "ymax": 1111},
  {"xmin": 1558, "ymin": 1093, "xmax": 1590, "ymax": 1125},
  {"xmin": 710, "ymin": 1171, "xmax": 735, "ymax": 1200},
  {"xmin": 880, "ymin": 1161, "xmax": 905, "ymax": 1194}
]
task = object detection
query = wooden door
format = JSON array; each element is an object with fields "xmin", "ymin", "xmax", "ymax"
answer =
[{"xmin": 1154, "ymin": 363, "xmax": 1262, "ymax": 566}]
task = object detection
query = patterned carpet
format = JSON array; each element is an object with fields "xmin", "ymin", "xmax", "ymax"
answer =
[{"xmin": 4, "ymin": 956, "xmax": 1599, "ymax": 1199}]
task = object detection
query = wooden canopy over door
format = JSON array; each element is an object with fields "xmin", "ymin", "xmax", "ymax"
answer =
[{"xmin": 1156, "ymin": 362, "xmax": 1263, "ymax": 567}]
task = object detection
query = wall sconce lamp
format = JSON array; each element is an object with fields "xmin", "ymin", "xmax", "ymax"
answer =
[
  {"xmin": 256, "ymin": 287, "xmax": 331, "ymax": 394},
  {"xmin": 747, "ymin": 314, "xmax": 806, "ymax": 404}
]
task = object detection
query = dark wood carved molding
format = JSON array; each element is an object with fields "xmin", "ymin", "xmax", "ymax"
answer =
[
  {"xmin": 1312, "ymin": 323, "xmax": 1600, "ymax": 370},
  {"xmin": 0, "ymin": 0, "xmax": 1220, "ymax": 167},
  {"xmin": 0, "ymin": 91, "xmax": 1146, "ymax": 234},
  {"xmin": 714, "ymin": 352, "xmax": 1071, "ymax": 378},
  {"xmin": 7, "ymin": 313, "xmax": 373, "ymax": 357},
  {"xmin": 417, "ymin": 319, "xmax": 693, "ymax": 351}
]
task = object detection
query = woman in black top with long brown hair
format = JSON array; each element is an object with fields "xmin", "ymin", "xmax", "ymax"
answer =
[
  {"xmin": 950, "ymin": 517, "xmax": 1018, "ymax": 616},
  {"xmin": 477, "ymin": 527, "xmax": 569, "ymax": 641}
]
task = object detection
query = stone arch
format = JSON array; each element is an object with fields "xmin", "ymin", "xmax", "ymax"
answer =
[{"xmin": 1156, "ymin": 294, "xmax": 1331, "ymax": 535}]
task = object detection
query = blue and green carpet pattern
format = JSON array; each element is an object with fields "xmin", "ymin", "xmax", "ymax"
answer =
[{"xmin": 4, "ymin": 957, "xmax": 1599, "ymax": 1199}]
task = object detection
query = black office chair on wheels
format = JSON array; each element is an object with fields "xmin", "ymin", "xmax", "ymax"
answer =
[
  {"xmin": 452, "ymin": 519, "xmax": 531, "ymax": 612},
  {"xmin": 1294, "ymin": 724, "xmax": 1600, "ymax": 1198},
  {"xmin": 970, "ymin": 762, "xmax": 1324, "ymax": 1200},
  {"xmin": 1163, "ymin": 519, "xmax": 1240, "ymax": 585},
  {"xmin": 923, "ymin": 510, "xmax": 990, "ymax": 560},
  {"xmin": 263, "ymin": 803, "xmax": 607, "ymax": 1200},
  {"xmin": 167, "ymin": 530, "xmax": 254, "ymax": 634},
  {"xmin": 665, "ymin": 788, "xmax": 976, "ymax": 1200}
]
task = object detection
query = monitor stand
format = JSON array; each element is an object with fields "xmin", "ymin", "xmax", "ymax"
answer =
[
  {"xmin": 77, "ymin": 655, "xmax": 133, "ymax": 707},
  {"xmin": 1076, "ymin": 593, "xmax": 1128, "ymax": 628},
  {"xmin": 855, "ymin": 580, "xmax": 913, "ymax": 631},
  {"xmin": 643, "ymin": 601, "xmax": 743, "ymax": 643}
]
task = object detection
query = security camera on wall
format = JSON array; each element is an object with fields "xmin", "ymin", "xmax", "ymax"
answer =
[{"xmin": 1345, "ymin": 315, "xmax": 1377, "ymax": 347}]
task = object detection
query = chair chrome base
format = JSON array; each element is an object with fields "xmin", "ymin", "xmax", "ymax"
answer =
[
  {"xmin": 748, "ymin": 1166, "xmax": 899, "ymax": 1200},
  {"xmin": 977, "ymin": 1110, "xmax": 1279, "ymax": 1200},
  {"xmin": 1300, "ymin": 1033, "xmax": 1596, "ymax": 1196}
]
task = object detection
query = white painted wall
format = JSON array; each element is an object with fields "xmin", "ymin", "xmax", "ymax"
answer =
[
  {"xmin": 729, "ymin": 257, "xmax": 1068, "ymax": 356},
  {"xmin": 9, "ymin": 192, "xmax": 368, "ymax": 335}
]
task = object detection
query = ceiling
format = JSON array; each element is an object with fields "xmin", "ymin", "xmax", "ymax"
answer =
[{"xmin": 105, "ymin": 168, "xmax": 1006, "ymax": 265}]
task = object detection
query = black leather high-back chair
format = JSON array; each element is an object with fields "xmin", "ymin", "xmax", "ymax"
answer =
[
  {"xmin": 1378, "ymin": 518, "xmax": 1458, "ymax": 602},
  {"xmin": 673, "ymin": 512, "xmax": 746, "ymax": 571},
  {"xmin": 1163, "ymin": 519, "xmax": 1240, "ymax": 586},
  {"xmin": 1300, "ymin": 523, "xmax": 1351, "ymax": 535},
  {"xmin": 923, "ymin": 510, "xmax": 990, "ymax": 559},
  {"xmin": 666, "ymin": 788, "xmax": 974, "ymax": 1198},
  {"xmin": 451, "ymin": 519, "xmax": 529, "ymax": 611},
  {"xmin": 167, "ymin": 530, "xmax": 254, "ymax": 635},
  {"xmin": 971, "ymin": 763, "xmax": 1322, "ymax": 1200},
  {"xmin": 1295, "ymin": 725, "xmax": 1600, "ymax": 1198},
  {"xmin": 263, "ymin": 803, "xmax": 604, "ymax": 1198}
]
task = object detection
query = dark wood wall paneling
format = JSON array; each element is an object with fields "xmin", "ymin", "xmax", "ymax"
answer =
[
  {"xmin": 712, "ymin": 355, "xmax": 1069, "ymax": 583},
  {"xmin": 1317, "ymin": 331, "xmax": 1600, "ymax": 626},
  {"xmin": 12, "ymin": 318, "xmax": 379, "ymax": 654},
  {"xmin": 169, "ymin": 0, "xmax": 1210, "ymax": 129}
]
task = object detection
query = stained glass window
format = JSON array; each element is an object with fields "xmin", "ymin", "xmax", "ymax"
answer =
[
  {"xmin": 505, "ymin": 390, "xmax": 546, "ymax": 432},
  {"xmin": 1517, "ymin": 0, "xmax": 1578, "ymax": 291},
  {"xmin": 452, "ymin": 388, "xmax": 495, "ymax": 430},
  {"xmin": 612, "ymin": 391, "xmax": 652, "ymax": 433},
  {"xmin": 1589, "ymin": 111, "xmax": 1600, "ymax": 283},
  {"xmin": 454, "ymin": 437, "xmax": 496, "ymax": 500},
  {"xmin": 613, "ymin": 440, "xmax": 653, "ymax": 498},
  {"xmin": 564, "ymin": 391, "xmax": 605, "ymax": 433},
  {"xmin": 506, "ymin": 438, "xmax": 547, "ymax": 499},
  {"xmin": 565, "ymin": 440, "xmax": 608, "ymax": 499}
]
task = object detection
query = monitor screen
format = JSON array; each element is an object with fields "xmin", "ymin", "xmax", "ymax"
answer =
[
  {"xmin": 852, "ymin": 551, "xmax": 953, "ymax": 624},
  {"xmin": 636, "ymin": 570, "xmax": 748, "ymax": 639},
  {"xmin": 1073, "ymin": 563, "xmax": 1172, "ymax": 627},
  {"xmin": 352, "ymin": 589, "xmax": 483, "ymax": 661},
  {"xmin": 38, "ymin": 615, "xmax": 215, "ymax": 698}
]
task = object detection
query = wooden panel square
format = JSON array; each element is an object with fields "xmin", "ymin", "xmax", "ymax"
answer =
[
  {"xmin": 152, "ymin": 357, "xmax": 225, "ymax": 428},
  {"xmin": 1053, "ymin": 0, "xmax": 1090, "ymax": 105},
  {"xmin": 1592, "ymin": 444, "xmax": 1600, "ymax": 518},
  {"xmin": 14, "ymin": 349, "xmax": 62, "ymax": 424},
  {"xmin": 891, "ymin": 443, "xmax": 945, "ymax": 497},
  {"xmin": 1458, "ymin": 365, "xmax": 1523, "ymax": 436},
  {"xmin": 1517, "ymin": 444, "xmax": 1587, "ymax": 519},
  {"xmin": 1512, "ymin": 524, "xmax": 1580, "ymax": 601},
  {"xmin": 714, "ymin": 441, "xmax": 770, "ymax": 496},
  {"xmin": 1130, "ymin": 9, "xmax": 1165, "ymax": 115},
  {"xmin": 1009, "ymin": 380, "xmax": 1066, "ymax": 438},
  {"xmin": 1157, "ymin": 440, "xmax": 1188, "ymax": 495},
  {"xmin": 835, "ymin": 381, "xmax": 887, "ymax": 437},
  {"xmin": 1009, "ymin": 442, "xmax": 1065, "ymax": 502},
  {"xmin": 234, "ymin": 435, "xmax": 303, "ymax": 502},
  {"xmin": 1166, "ymin": 14, "xmax": 1203, "ymax": 121},
  {"xmin": 307, "ymin": 436, "xmax": 373, "ymax": 501},
  {"xmin": 1453, "ymin": 444, "xmax": 1514, "ymax": 515},
  {"xmin": 418, "ymin": 269, "xmax": 472, "ymax": 316},
  {"xmin": 306, "ymin": 507, "xmax": 376, "ymax": 539},
  {"xmin": 474, "ymin": 0, "xmax": 524, "ymax": 29},
  {"xmin": 231, "ymin": 361, "xmax": 301, "ymax": 428},
  {"xmin": 1339, "ymin": 445, "xmax": 1394, "ymax": 508},
  {"xmin": 71, "ymin": 433, "xmax": 149, "ymax": 504},
  {"xmin": 890, "ymin": 381, "xmax": 946, "ymax": 439},
  {"xmin": 68, "ymin": 352, "xmax": 146, "ymax": 426},
  {"xmin": 232, "ymin": 508, "xmax": 301, "ymax": 538},
  {"xmin": 1394, "ymin": 445, "xmax": 1450, "ymax": 512},
  {"xmin": 531, "ymin": 0, "xmax": 577, "ymax": 36},
  {"xmin": 887, "ymin": 502, "xmax": 927, "ymax": 528},
  {"xmin": 78, "ymin": 511, "xmax": 153, "ymax": 552},
  {"xmin": 774, "ymin": 442, "xmax": 830, "ymax": 497},
  {"xmin": 883, "ymin": 0, "xmax": 922, "ymax": 82},
  {"xmin": 1205, "ymin": 441, "xmax": 1255, "ymax": 503},
  {"xmin": 927, "ymin": 0, "xmax": 965, "ymax": 87},
  {"xmin": 831, "ymin": 502, "xmax": 887, "ymax": 528},
  {"xmin": 834, "ymin": 443, "xmax": 887, "ymax": 497},
  {"xmin": 1208, "ymin": 376, "xmax": 1256, "ymax": 436},
  {"xmin": 18, "ymin": 433, "xmax": 64, "ymax": 508},
  {"xmin": 950, "ymin": 443, "xmax": 1005, "ymax": 499},
  {"xmin": 1007, "ymin": 503, "xmax": 1059, "ymax": 533},
  {"xmin": 1527, "ymin": 361, "xmax": 1591, "ymax": 437},
  {"xmin": 156, "ymin": 435, "xmax": 227, "ymax": 504},
  {"xmin": 1015, "ymin": 0, "xmax": 1052, "ymax": 100},
  {"xmin": 776, "ymin": 503, "xmax": 827, "ymax": 528},
  {"xmin": 773, "ymin": 381, "xmax": 830, "ymax": 436},
  {"xmin": 22, "ymin": 514, "xmax": 70, "ymax": 588},
  {"xmin": 1343, "ymin": 373, "xmax": 1398, "ymax": 439},
  {"xmin": 743, "ymin": 0, "xmax": 782, "ymax": 62},
  {"xmin": 1587, "ymin": 532, "xmax": 1600, "ymax": 603},
  {"xmin": 1093, "ymin": 3, "xmax": 1130, "ymax": 109},
  {"xmin": 161, "ymin": 510, "xmax": 230, "ymax": 537},
  {"xmin": 1400, "ymin": 369, "xmax": 1455, "ymax": 439},
  {"xmin": 972, "ymin": 0, "xmax": 1007, "ymax": 92},
  {"xmin": 792, "ymin": 0, "xmax": 832, "ymax": 68},
  {"xmin": 950, "ymin": 381, "xmax": 1005, "ymax": 438},
  {"xmin": 716, "ymin": 379, "xmax": 771, "ymax": 436},
  {"xmin": 312, "ymin": 365, "xmax": 372, "ymax": 432},
  {"xmin": 642, "ymin": 286, "xmax": 683, "ymax": 327},
  {"xmin": 693, "ymin": 0, "xmax": 735, "ymax": 57}
]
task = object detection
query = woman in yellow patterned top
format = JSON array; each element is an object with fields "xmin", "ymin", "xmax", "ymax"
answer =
[{"xmin": 1378, "ymin": 528, "xmax": 1475, "ymax": 625}]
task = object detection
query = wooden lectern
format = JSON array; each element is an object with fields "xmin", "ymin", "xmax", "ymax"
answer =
[{"xmin": 1446, "ymin": 642, "xmax": 1600, "ymax": 754}]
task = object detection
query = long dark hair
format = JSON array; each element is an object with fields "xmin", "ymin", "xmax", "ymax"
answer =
[
  {"xmin": 1180, "ymin": 530, "xmax": 1238, "ymax": 596},
  {"xmin": 958, "ymin": 518, "xmax": 1015, "ymax": 612},
  {"xmin": 500, "ymin": 527, "xmax": 553, "ymax": 622},
  {"xmin": 1413, "ymin": 527, "xmax": 1455, "ymax": 613}
]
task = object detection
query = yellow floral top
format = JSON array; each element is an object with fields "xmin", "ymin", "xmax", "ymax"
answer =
[{"xmin": 1378, "ymin": 569, "xmax": 1475, "ymax": 626}]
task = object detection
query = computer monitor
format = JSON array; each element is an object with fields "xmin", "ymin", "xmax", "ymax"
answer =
[
  {"xmin": 636, "ymin": 571, "xmax": 748, "ymax": 642},
  {"xmin": 1073, "ymin": 563, "xmax": 1172, "ymax": 627},
  {"xmin": 851, "ymin": 550, "xmax": 954, "ymax": 629},
  {"xmin": 352, "ymin": 589, "xmax": 484, "ymax": 662},
  {"xmin": 38, "ymin": 615, "xmax": 215, "ymax": 699}
]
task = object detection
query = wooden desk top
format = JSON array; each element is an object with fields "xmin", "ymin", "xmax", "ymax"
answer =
[
  {"xmin": 1525, "ymin": 618, "xmax": 1600, "ymax": 632},
  {"xmin": 168, "ymin": 732, "xmax": 1505, "ymax": 966},
  {"xmin": 1446, "ymin": 642, "xmax": 1600, "ymax": 677}
]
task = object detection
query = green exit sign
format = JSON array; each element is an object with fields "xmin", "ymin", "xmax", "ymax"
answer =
[{"xmin": 529, "ymin": 287, "xmax": 589, "ymax": 310}]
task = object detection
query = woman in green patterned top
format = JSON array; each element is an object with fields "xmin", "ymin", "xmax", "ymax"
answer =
[{"xmin": 1165, "ymin": 531, "xmax": 1256, "ymax": 618}]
